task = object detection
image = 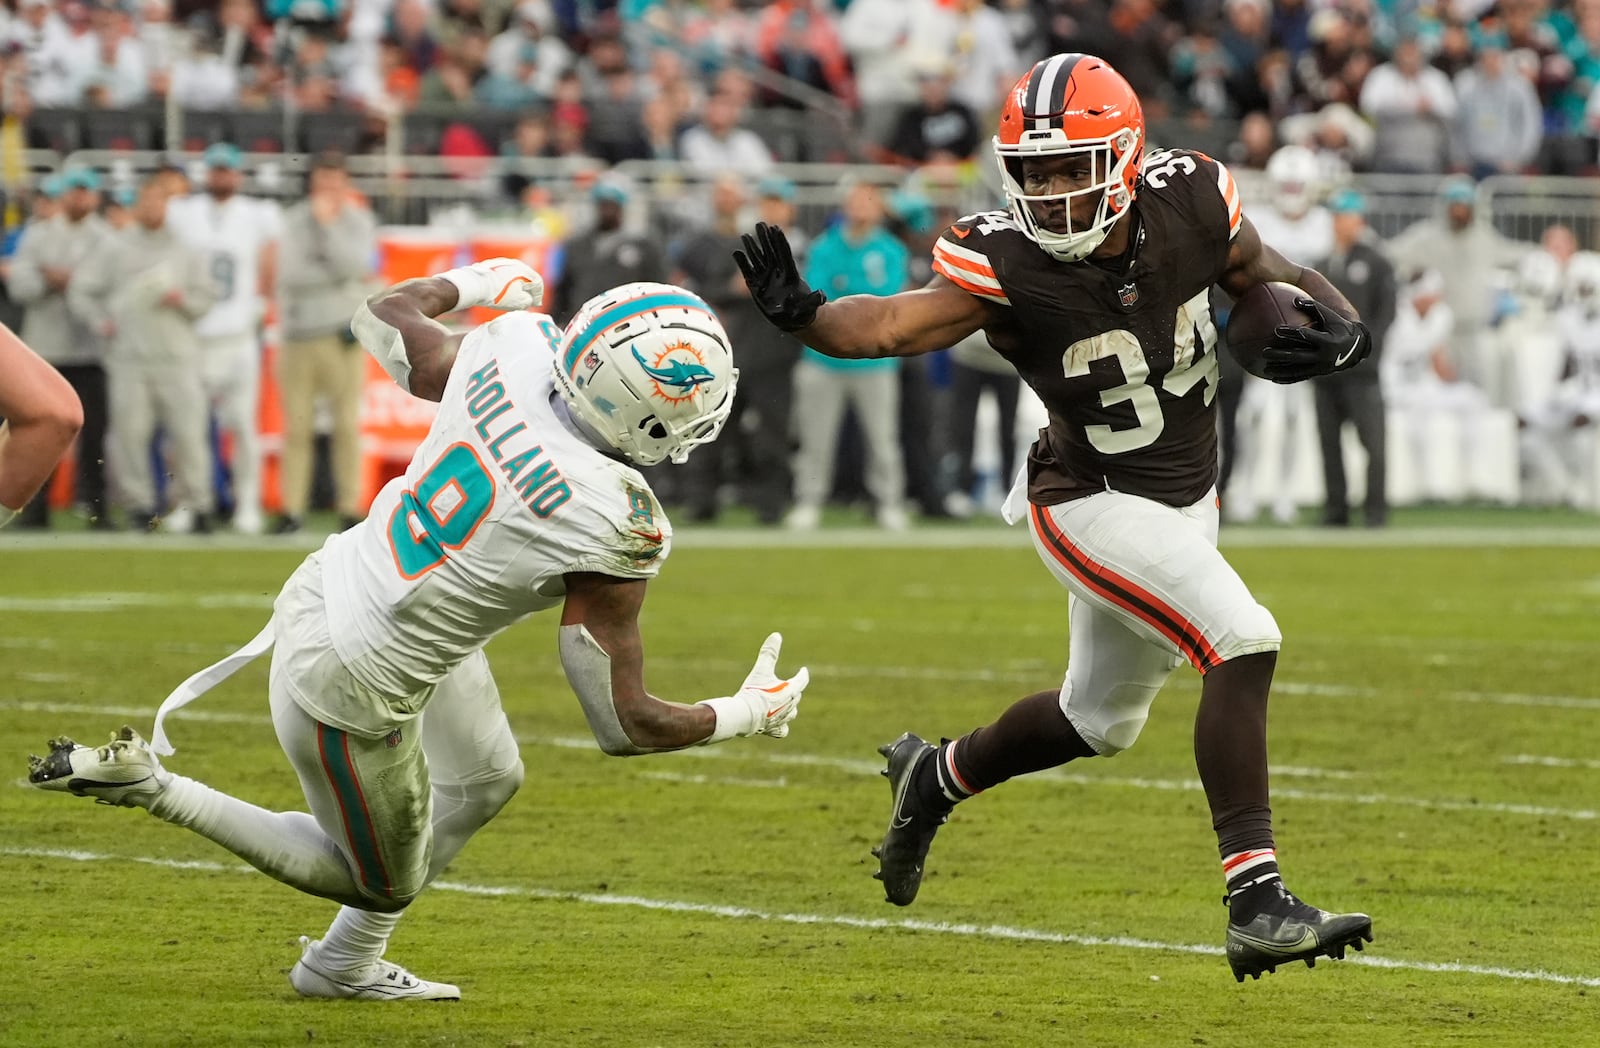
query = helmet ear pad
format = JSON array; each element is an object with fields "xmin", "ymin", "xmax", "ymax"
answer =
[{"xmin": 553, "ymin": 282, "xmax": 739, "ymax": 467}]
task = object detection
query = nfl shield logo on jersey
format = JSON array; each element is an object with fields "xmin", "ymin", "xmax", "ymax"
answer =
[{"xmin": 1118, "ymin": 282, "xmax": 1139, "ymax": 307}]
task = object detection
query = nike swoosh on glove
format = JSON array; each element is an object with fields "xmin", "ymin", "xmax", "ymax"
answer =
[{"xmin": 1260, "ymin": 296, "xmax": 1372, "ymax": 384}]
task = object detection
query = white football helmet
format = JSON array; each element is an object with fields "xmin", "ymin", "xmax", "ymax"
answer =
[
  {"xmin": 1266, "ymin": 145, "xmax": 1322, "ymax": 219},
  {"xmin": 552, "ymin": 282, "xmax": 738, "ymax": 467}
]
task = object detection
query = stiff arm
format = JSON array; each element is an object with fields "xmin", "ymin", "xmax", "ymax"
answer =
[{"xmin": 0, "ymin": 324, "xmax": 83, "ymax": 522}]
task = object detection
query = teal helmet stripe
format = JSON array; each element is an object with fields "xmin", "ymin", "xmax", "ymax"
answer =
[{"xmin": 561, "ymin": 291, "xmax": 714, "ymax": 377}]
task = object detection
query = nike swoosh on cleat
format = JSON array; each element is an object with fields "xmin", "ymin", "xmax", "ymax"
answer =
[
  {"xmin": 67, "ymin": 775, "xmax": 151, "ymax": 794},
  {"xmin": 890, "ymin": 814, "xmax": 913, "ymax": 830},
  {"xmin": 1232, "ymin": 927, "xmax": 1318, "ymax": 956}
]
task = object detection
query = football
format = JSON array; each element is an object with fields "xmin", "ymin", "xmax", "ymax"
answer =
[{"xmin": 1224, "ymin": 281, "xmax": 1317, "ymax": 379}]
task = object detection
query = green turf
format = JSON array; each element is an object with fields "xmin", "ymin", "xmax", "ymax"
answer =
[{"xmin": 3, "ymin": 541, "xmax": 1600, "ymax": 1046}]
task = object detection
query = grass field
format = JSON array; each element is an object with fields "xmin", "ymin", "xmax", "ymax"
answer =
[{"xmin": 3, "ymin": 530, "xmax": 1600, "ymax": 1047}]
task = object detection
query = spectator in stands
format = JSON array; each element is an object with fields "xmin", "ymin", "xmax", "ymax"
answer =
[
  {"xmin": 274, "ymin": 151, "xmax": 376, "ymax": 536},
  {"xmin": 168, "ymin": 22, "xmax": 242, "ymax": 110},
  {"xmin": 486, "ymin": 1, "xmax": 569, "ymax": 98},
  {"xmin": 788, "ymin": 179, "xmax": 910, "ymax": 532},
  {"xmin": 752, "ymin": 0, "xmax": 855, "ymax": 111},
  {"xmin": 1227, "ymin": 109, "xmax": 1278, "ymax": 170},
  {"xmin": 839, "ymin": 0, "xmax": 917, "ymax": 147},
  {"xmin": 1432, "ymin": 21, "xmax": 1478, "ymax": 82},
  {"xmin": 643, "ymin": 47, "xmax": 704, "ymax": 124},
  {"xmin": 1456, "ymin": 31, "xmax": 1544, "ymax": 178},
  {"xmin": 71, "ymin": 176, "xmax": 215, "ymax": 533},
  {"xmin": 672, "ymin": 174, "xmax": 795, "ymax": 525},
  {"xmin": 1559, "ymin": 0, "xmax": 1600, "ymax": 134},
  {"xmin": 1522, "ymin": 251, "xmax": 1600, "ymax": 508},
  {"xmin": 418, "ymin": 30, "xmax": 487, "ymax": 110},
  {"xmin": 1037, "ymin": 0, "xmax": 1114, "ymax": 57},
  {"xmin": 679, "ymin": 88, "xmax": 773, "ymax": 178},
  {"xmin": 389, "ymin": 0, "xmax": 440, "ymax": 76},
  {"xmin": 74, "ymin": 1, "xmax": 147, "ymax": 108},
  {"xmin": 289, "ymin": 26, "xmax": 342, "ymax": 112},
  {"xmin": 1296, "ymin": 8, "xmax": 1367, "ymax": 111},
  {"xmin": 638, "ymin": 94, "xmax": 683, "ymax": 161},
  {"xmin": 583, "ymin": 48, "xmax": 648, "ymax": 162},
  {"xmin": 1501, "ymin": 0, "xmax": 1570, "ymax": 117},
  {"xmin": 1171, "ymin": 19, "xmax": 1239, "ymax": 119},
  {"xmin": 909, "ymin": 0, "xmax": 1022, "ymax": 119},
  {"xmin": 1388, "ymin": 176, "xmax": 1529, "ymax": 405},
  {"xmin": 13, "ymin": 0, "xmax": 78, "ymax": 108},
  {"xmin": 101, "ymin": 184, "xmax": 135, "ymax": 230},
  {"xmin": 1220, "ymin": 0, "xmax": 1270, "ymax": 84},
  {"xmin": 552, "ymin": 175, "xmax": 665, "ymax": 326},
  {"xmin": 8, "ymin": 167, "xmax": 109, "ymax": 528},
  {"xmin": 678, "ymin": 0, "xmax": 751, "ymax": 76},
  {"xmin": 884, "ymin": 59, "xmax": 980, "ymax": 167},
  {"xmin": 1313, "ymin": 188, "xmax": 1395, "ymax": 528},
  {"xmin": 1360, "ymin": 32, "xmax": 1458, "ymax": 173}
]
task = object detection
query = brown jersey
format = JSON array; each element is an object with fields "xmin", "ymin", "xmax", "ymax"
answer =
[{"xmin": 932, "ymin": 149, "xmax": 1244, "ymax": 508}]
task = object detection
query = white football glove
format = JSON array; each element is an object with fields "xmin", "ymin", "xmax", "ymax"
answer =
[
  {"xmin": 698, "ymin": 633, "xmax": 808, "ymax": 742},
  {"xmin": 438, "ymin": 257, "xmax": 545, "ymax": 312}
]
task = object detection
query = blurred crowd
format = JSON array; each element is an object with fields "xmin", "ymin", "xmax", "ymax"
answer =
[
  {"xmin": 1, "ymin": 0, "xmax": 1598, "ymax": 534},
  {"xmin": 1, "ymin": 0, "xmax": 1600, "ymax": 174}
]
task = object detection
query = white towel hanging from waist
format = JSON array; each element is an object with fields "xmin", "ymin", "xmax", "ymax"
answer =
[{"xmin": 150, "ymin": 615, "xmax": 277, "ymax": 756}]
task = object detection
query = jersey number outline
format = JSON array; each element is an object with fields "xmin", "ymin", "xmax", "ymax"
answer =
[
  {"xmin": 387, "ymin": 442, "xmax": 496, "ymax": 580},
  {"xmin": 210, "ymin": 252, "xmax": 236, "ymax": 301},
  {"xmin": 1141, "ymin": 151, "xmax": 1197, "ymax": 190},
  {"xmin": 1060, "ymin": 292, "xmax": 1219, "ymax": 456}
]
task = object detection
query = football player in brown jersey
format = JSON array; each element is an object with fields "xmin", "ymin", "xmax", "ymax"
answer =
[{"xmin": 737, "ymin": 54, "xmax": 1375, "ymax": 981}]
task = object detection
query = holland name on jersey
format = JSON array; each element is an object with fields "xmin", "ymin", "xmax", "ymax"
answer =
[{"xmin": 461, "ymin": 358, "xmax": 573, "ymax": 518}]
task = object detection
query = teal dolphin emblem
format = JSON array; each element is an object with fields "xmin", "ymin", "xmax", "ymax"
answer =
[{"xmin": 633, "ymin": 345, "xmax": 716, "ymax": 392}]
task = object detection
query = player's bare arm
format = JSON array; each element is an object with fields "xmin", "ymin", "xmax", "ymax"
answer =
[
  {"xmin": 355, "ymin": 257, "xmax": 544, "ymax": 402},
  {"xmin": 0, "ymin": 324, "xmax": 83, "ymax": 523},
  {"xmin": 1220, "ymin": 214, "xmax": 1373, "ymax": 383},
  {"xmin": 560, "ymin": 571, "xmax": 808, "ymax": 756},
  {"xmin": 1219, "ymin": 214, "xmax": 1358, "ymax": 321},
  {"xmin": 736, "ymin": 222, "xmax": 990, "ymax": 359}
]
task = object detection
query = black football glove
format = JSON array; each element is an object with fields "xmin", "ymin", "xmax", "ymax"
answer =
[
  {"xmin": 733, "ymin": 222, "xmax": 826, "ymax": 333},
  {"xmin": 1262, "ymin": 297, "xmax": 1373, "ymax": 384}
]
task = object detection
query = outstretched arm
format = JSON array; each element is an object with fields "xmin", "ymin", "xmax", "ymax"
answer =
[
  {"xmin": 0, "ymin": 325, "xmax": 83, "ymax": 522},
  {"xmin": 559, "ymin": 572, "xmax": 807, "ymax": 756},
  {"xmin": 735, "ymin": 222, "xmax": 989, "ymax": 359}
]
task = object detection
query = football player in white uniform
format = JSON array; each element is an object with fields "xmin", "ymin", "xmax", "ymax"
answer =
[
  {"xmin": 165, "ymin": 142, "xmax": 282, "ymax": 534},
  {"xmin": 1227, "ymin": 145, "xmax": 1334, "ymax": 525},
  {"xmin": 1523, "ymin": 251, "xmax": 1600, "ymax": 507},
  {"xmin": 28, "ymin": 261, "xmax": 810, "ymax": 1000}
]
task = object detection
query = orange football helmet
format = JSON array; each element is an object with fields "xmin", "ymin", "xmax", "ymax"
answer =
[{"xmin": 994, "ymin": 54, "xmax": 1145, "ymax": 262}]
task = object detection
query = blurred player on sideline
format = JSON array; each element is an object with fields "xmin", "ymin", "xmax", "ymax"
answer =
[
  {"xmin": 29, "ymin": 260, "xmax": 809, "ymax": 1000},
  {"xmin": 166, "ymin": 143, "xmax": 282, "ymax": 534},
  {"xmin": 0, "ymin": 324, "xmax": 83, "ymax": 528}
]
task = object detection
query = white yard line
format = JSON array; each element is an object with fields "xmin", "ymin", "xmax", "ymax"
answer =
[
  {"xmin": 1, "ymin": 524, "xmax": 1597, "ymax": 553},
  {"xmin": 2, "ymin": 701, "xmax": 1591, "ymax": 820},
  {"xmin": 1502, "ymin": 754, "xmax": 1600, "ymax": 770},
  {"xmin": 1, "ymin": 844, "xmax": 1596, "ymax": 989}
]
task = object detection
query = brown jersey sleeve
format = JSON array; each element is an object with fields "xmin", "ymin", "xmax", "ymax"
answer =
[{"xmin": 930, "ymin": 212, "xmax": 1013, "ymax": 306}]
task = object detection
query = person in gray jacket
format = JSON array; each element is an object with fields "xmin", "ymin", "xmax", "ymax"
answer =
[
  {"xmin": 274, "ymin": 152, "xmax": 378, "ymax": 534},
  {"xmin": 70, "ymin": 178, "xmax": 217, "ymax": 532},
  {"xmin": 7, "ymin": 168, "xmax": 110, "ymax": 528}
]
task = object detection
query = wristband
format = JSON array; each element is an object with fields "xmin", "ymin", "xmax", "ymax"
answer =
[
  {"xmin": 696, "ymin": 695, "xmax": 755, "ymax": 744},
  {"xmin": 437, "ymin": 266, "xmax": 489, "ymax": 311}
]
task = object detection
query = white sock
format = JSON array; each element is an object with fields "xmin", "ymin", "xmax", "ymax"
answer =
[
  {"xmin": 149, "ymin": 774, "xmax": 365, "ymax": 905},
  {"xmin": 313, "ymin": 776, "xmax": 521, "ymax": 969}
]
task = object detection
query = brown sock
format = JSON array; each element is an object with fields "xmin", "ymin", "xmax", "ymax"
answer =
[
  {"xmin": 944, "ymin": 690, "xmax": 1097, "ymax": 796},
  {"xmin": 1194, "ymin": 651, "xmax": 1277, "ymax": 859}
]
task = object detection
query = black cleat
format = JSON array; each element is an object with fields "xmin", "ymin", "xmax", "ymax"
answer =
[
  {"xmin": 871, "ymin": 732, "xmax": 946, "ymax": 906},
  {"xmin": 1226, "ymin": 883, "xmax": 1373, "ymax": 982}
]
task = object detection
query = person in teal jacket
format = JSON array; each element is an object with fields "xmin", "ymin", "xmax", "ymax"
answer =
[{"xmin": 788, "ymin": 179, "xmax": 911, "ymax": 530}]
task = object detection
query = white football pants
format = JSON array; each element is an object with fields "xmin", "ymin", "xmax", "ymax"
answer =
[
  {"xmin": 1018, "ymin": 486, "xmax": 1281, "ymax": 755},
  {"xmin": 201, "ymin": 332, "xmax": 264, "ymax": 520}
]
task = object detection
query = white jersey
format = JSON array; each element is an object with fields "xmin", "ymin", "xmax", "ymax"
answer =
[
  {"xmin": 311, "ymin": 312, "xmax": 672, "ymax": 726},
  {"xmin": 1382, "ymin": 301, "xmax": 1455, "ymax": 397},
  {"xmin": 1555, "ymin": 303, "xmax": 1600, "ymax": 396},
  {"xmin": 166, "ymin": 193, "xmax": 282, "ymax": 338},
  {"xmin": 1248, "ymin": 205, "xmax": 1334, "ymax": 268}
]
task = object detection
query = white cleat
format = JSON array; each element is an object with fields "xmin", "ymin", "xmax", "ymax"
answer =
[
  {"xmin": 27, "ymin": 725, "xmax": 170, "ymax": 808},
  {"xmin": 290, "ymin": 937, "xmax": 461, "ymax": 1002}
]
